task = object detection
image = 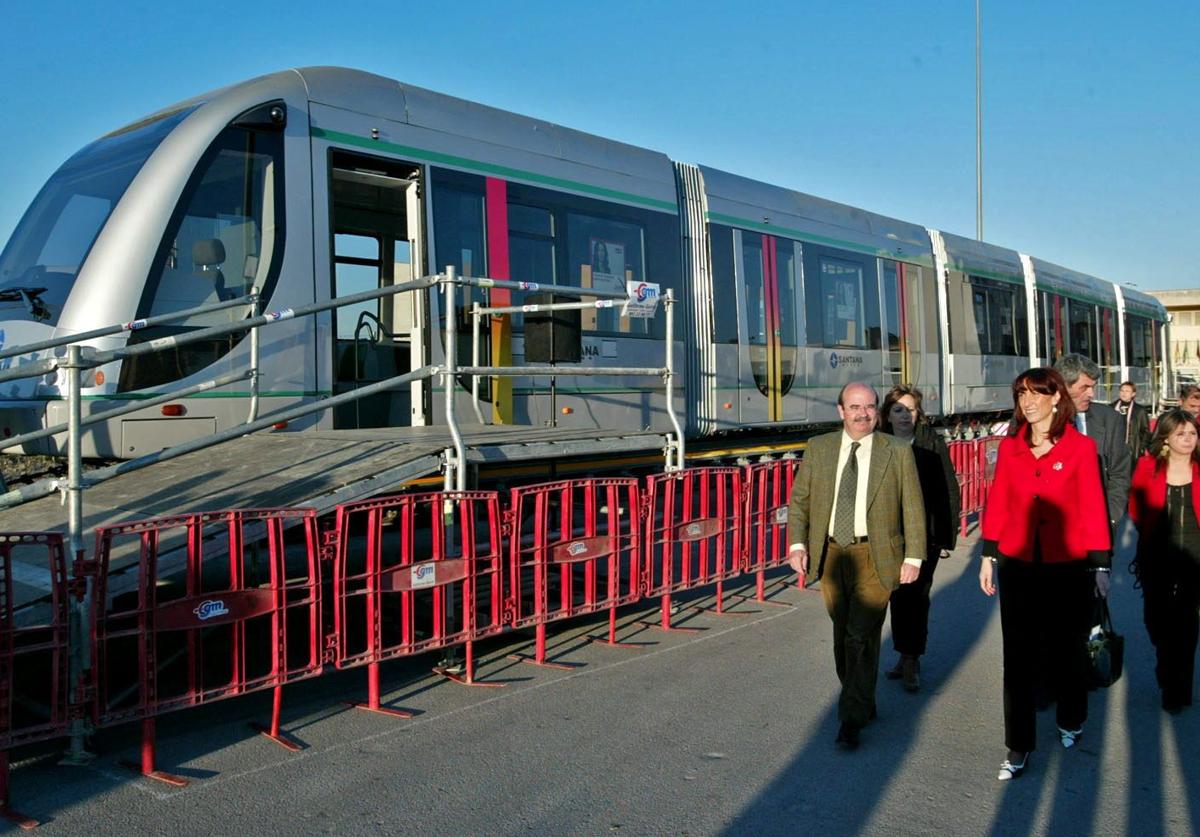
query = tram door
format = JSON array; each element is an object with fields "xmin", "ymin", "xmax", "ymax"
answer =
[
  {"xmin": 329, "ymin": 152, "xmax": 426, "ymax": 429},
  {"xmin": 736, "ymin": 231, "xmax": 803, "ymax": 424},
  {"xmin": 881, "ymin": 260, "xmax": 911, "ymax": 390}
]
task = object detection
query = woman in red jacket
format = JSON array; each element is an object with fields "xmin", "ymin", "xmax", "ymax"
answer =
[
  {"xmin": 979, "ymin": 367, "xmax": 1111, "ymax": 781},
  {"xmin": 1128, "ymin": 408, "xmax": 1200, "ymax": 714}
]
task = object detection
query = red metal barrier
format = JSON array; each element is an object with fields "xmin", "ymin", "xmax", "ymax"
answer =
[
  {"xmin": 507, "ymin": 478, "xmax": 642, "ymax": 666},
  {"xmin": 644, "ymin": 467, "xmax": 744, "ymax": 628},
  {"xmin": 0, "ymin": 533, "xmax": 68, "ymax": 829},
  {"xmin": 742, "ymin": 460, "xmax": 804, "ymax": 600},
  {"xmin": 333, "ymin": 491, "xmax": 505, "ymax": 704},
  {"xmin": 92, "ymin": 509, "xmax": 321, "ymax": 785},
  {"xmin": 949, "ymin": 436, "xmax": 1004, "ymax": 536},
  {"xmin": 949, "ymin": 439, "xmax": 976, "ymax": 537}
]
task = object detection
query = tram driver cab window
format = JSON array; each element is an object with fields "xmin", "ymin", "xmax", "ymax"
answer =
[{"xmin": 119, "ymin": 103, "xmax": 286, "ymax": 392}]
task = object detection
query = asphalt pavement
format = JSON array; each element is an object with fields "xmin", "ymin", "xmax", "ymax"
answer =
[{"xmin": 3, "ymin": 521, "xmax": 1196, "ymax": 836}]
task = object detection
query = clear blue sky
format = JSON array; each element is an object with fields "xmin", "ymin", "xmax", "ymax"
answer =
[{"xmin": 2, "ymin": 0, "xmax": 1196, "ymax": 290}]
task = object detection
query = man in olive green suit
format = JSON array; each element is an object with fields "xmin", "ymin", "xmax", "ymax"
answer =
[{"xmin": 787, "ymin": 382, "xmax": 926, "ymax": 750}]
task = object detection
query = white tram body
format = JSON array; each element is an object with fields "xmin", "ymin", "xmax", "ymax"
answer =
[{"xmin": 0, "ymin": 67, "xmax": 1170, "ymax": 458}]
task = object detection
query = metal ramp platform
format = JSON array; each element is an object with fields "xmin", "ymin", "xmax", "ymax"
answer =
[{"xmin": 2, "ymin": 424, "xmax": 668, "ymax": 605}]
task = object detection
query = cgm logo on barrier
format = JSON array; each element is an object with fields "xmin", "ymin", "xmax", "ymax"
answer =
[
  {"xmin": 567, "ymin": 541, "xmax": 590, "ymax": 557},
  {"xmin": 410, "ymin": 562, "xmax": 438, "ymax": 590},
  {"xmin": 193, "ymin": 599, "xmax": 230, "ymax": 621}
]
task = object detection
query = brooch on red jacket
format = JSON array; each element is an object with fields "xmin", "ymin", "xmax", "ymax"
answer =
[{"xmin": 1053, "ymin": 462, "xmax": 1063, "ymax": 471}]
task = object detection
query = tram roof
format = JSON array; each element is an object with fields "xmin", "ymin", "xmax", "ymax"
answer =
[
  {"xmin": 939, "ymin": 230, "xmax": 1024, "ymax": 286},
  {"xmin": 1030, "ymin": 256, "xmax": 1117, "ymax": 307},
  {"xmin": 295, "ymin": 66, "xmax": 678, "ymax": 197},
  {"xmin": 696, "ymin": 165, "xmax": 934, "ymax": 265}
]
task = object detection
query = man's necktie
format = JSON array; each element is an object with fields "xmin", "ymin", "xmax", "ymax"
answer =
[
  {"xmin": 833, "ymin": 441, "xmax": 861, "ymax": 545},
  {"xmin": 1076, "ymin": 412, "xmax": 1086, "ymax": 435}
]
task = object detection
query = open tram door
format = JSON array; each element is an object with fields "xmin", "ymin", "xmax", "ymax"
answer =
[
  {"xmin": 328, "ymin": 151, "xmax": 427, "ymax": 429},
  {"xmin": 735, "ymin": 231, "xmax": 803, "ymax": 424}
]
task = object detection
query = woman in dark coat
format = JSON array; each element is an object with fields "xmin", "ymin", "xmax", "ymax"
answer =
[
  {"xmin": 1128, "ymin": 408, "xmax": 1200, "ymax": 714},
  {"xmin": 880, "ymin": 385, "xmax": 961, "ymax": 692}
]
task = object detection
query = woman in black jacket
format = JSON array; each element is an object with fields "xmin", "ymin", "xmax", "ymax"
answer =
[{"xmin": 880, "ymin": 385, "xmax": 961, "ymax": 691}]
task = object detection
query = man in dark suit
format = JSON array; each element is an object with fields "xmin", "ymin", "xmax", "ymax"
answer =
[
  {"xmin": 1054, "ymin": 355, "xmax": 1130, "ymax": 599},
  {"xmin": 786, "ymin": 382, "xmax": 926, "ymax": 750},
  {"xmin": 1112, "ymin": 380, "xmax": 1151, "ymax": 467}
]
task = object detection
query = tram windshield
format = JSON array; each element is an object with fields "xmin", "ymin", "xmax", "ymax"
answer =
[{"xmin": 0, "ymin": 106, "xmax": 195, "ymax": 326}]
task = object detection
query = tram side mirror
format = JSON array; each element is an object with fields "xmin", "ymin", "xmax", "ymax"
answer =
[{"xmin": 192, "ymin": 239, "xmax": 237, "ymax": 301}]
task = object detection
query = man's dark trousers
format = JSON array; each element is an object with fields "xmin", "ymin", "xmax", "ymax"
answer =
[{"xmin": 821, "ymin": 539, "xmax": 891, "ymax": 728}]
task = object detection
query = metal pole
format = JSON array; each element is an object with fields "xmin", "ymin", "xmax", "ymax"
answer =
[
  {"xmin": 63, "ymin": 345, "xmax": 91, "ymax": 763},
  {"xmin": 248, "ymin": 288, "xmax": 262, "ymax": 423},
  {"xmin": 976, "ymin": 0, "xmax": 984, "ymax": 241},
  {"xmin": 470, "ymin": 303, "xmax": 486, "ymax": 425},
  {"xmin": 442, "ymin": 267, "xmax": 467, "ymax": 492},
  {"xmin": 663, "ymin": 290, "xmax": 686, "ymax": 471}
]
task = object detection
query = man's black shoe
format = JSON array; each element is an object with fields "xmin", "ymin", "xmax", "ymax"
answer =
[{"xmin": 835, "ymin": 723, "xmax": 860, "ymax": 750}]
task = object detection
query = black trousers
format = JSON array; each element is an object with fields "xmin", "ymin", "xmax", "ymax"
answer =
[
  {"xmin": 820, "ymin": 540, "xmax": 892, "ymax": 728},
  {"xmin": 997, "ymin": 557, "xmax": 1091, "ymax": 753},
  {"xmin": 1142, "ymin": 568, "xmax": 1200, "ymax": 707},
  {"xmin": 889, "ymin": 545, "xmax": 941, "ymax": 657}
]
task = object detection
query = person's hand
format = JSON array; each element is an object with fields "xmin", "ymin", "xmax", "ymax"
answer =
[
  {"xmin": 899, "ymin": 563, "xmax": 920, "ymax": 584},
  {"xmin": 980, "ymin": 558, "xmax": 996, "ymax": 596},
  {"xmin": 1094, "ymin": 570, "xmax": 1111, "ymax": 599},
  {"xmin": 787, "ymin": 545, "xmax": 809, "ymax": 576}
]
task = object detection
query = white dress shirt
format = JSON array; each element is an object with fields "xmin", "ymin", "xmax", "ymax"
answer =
[
  {"xmin": 791, "ymin": 429, "xmax": 922, "ymax": 568},
  {"xmin": 828, "ymin": 430, "xmax": 872, "ymax": 541}
]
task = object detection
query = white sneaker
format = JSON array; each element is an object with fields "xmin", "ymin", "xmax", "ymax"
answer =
[
  {"xmin": 998, "ymin": 752, "xmax": 1029, "ymax": 781},
  {"xmin": 1059, "ymin": 727, "xmax": 1082, "ymax": 749}
]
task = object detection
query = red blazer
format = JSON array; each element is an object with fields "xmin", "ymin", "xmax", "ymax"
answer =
[
  {"xmin": 982, "ymin": 424, "xmax": 1111, "ymax": 563},
  {"xmin": 1128, "ymin": 454, "xmax": 1200, "ymax": 535}
]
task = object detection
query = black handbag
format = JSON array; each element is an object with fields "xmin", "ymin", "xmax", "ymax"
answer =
[{"xmin": 1087, "ymin": 597, "xmax": 1125, "ymax": 689}]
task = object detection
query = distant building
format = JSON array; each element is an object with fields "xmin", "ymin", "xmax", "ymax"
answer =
[{"xmin": 1147, "ymin": 289, "xmax": 1200, "ymax": 386}]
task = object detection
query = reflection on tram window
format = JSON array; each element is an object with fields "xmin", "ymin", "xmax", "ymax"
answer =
[
  {"xmin": 709, "ymin": 225, "xmax": 738, "ymax": 344},
  {"xmin": 568, "ymin": 212, "xmax": 645, "ymax": 334},
  {"xmin": 820, "ymin": 258, "xmax": 864, "ymax": 348},
  {"xmin": 741, "ymin": 234, "xmax": 766, "ymax": 346},
  {"xmin": 957, "ymin": 275, "xmax": 1026, "ymax": 356},
  {"xmin": 1068, "ymin": 298, "xmax": 1098, "ymax": 361},
  {"xmin": 120, "ymin": 117, "xmax": 284, "ymax": 392}
]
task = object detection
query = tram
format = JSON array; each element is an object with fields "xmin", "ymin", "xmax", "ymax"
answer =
[{"xmin": 0, "ymin": 67, "xmax": 1170, "ymax": 459}]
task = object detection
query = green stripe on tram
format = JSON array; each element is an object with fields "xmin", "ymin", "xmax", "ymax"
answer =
[{"xmin": 706, "ymin": 211, "xmax": 935, "ymax": 267}]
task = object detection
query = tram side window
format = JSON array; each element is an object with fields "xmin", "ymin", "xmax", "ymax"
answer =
[
  {"xmin": 741, "ymin": 234, "xmax": 767, "ymax": 347},
  {"xmin": 120, "ymin": 118, "xmax": 285, "ymax": 392},
  {"xmin": 803, "ymin": 245, "xmax": 875, "ymax": 349},
  {"xmin": 1039, "ymin": 291, "xmax": 1065, "ymax": 360},
  {"xmin": 1100, "ymin": 307, "xmax": 1118, "ymax": 370},
  {"xmin": 1126, "ymin": 315, "xmax": 1152, "ymax": 367},
  {"xmin": 1067, "ymin": 299, "xmax": 1098, "ymax": 361},
  {"xmin": 882, "ymin": 262, "xmax": 900, "ymax": 350},
  {"xmin": 709, "ymin": 225, "xmax": 738, "ymax": 343},
  {"xmin": 503, "ymin": 180, "xmax": 681, "ymax": 339},
  {"xmin": 431, "ymin": 171, "xmax": 487, "ymax": 329},
  {"xmin": 567, "ymin": 212, "xmax": 647, "ymax": 334},
  {"xmin": 952, "ymin": 274, "xmax": 1025, "ymax": 356}
]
